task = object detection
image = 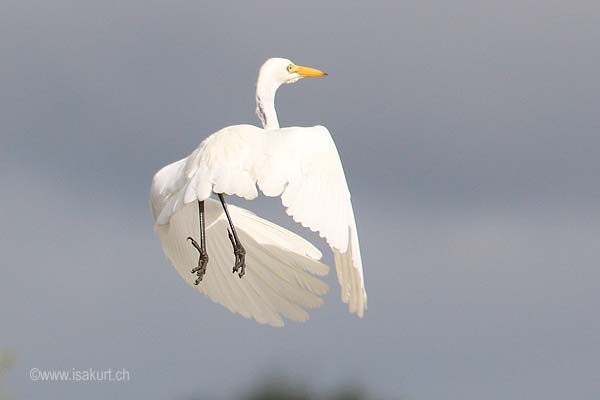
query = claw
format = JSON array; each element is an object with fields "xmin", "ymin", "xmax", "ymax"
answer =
[
  {"xmin": 188, "ymin": 237, "xmax": 208, "ymax": 283},
  {"xmin": 191, "ymin": 252, "xmax": 209, "ymax": 273},
  {"xmin": 231, "ymin": 245, "xmax": 246, "ymax": 277},
  {"xmin": 192, "ymin": 266, "xmax": 206, "ymax": 284},
  {"xmin": 224, "ymin": 229, "xmax": 247, "ymax": 278},
  {"xmin": 191, "ymin": 265, "xmax": 202, "ymax": 274},
  {"xmin": 187, "ymin": 236, "xmax": 201, "ymax": 252}
]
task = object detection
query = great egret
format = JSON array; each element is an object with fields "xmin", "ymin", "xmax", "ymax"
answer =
[{"xmin": 150, "ymin": 58, "xmax": 366, "ymax": 326}]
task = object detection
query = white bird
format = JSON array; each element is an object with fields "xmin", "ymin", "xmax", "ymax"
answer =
[{"xmin": 150, "ymin": 58, "xmax": 366, "ymax": 326}]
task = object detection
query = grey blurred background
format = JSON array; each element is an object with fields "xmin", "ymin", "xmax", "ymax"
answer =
[{"xmin": 1, "ymin": 0, "xmax": 599, "ymax": 399}]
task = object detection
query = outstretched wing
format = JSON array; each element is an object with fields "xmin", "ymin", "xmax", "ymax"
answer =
[
  {"xmin": 255, "ymin": 126, "xmax": 367, "ymax": 317},
  {"xmin": 151, "ymin": 161, "xmax": 329, "ymax": 327}
]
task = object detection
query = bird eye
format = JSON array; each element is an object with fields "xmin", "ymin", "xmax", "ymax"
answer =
[{"xmin": 287, "ymin": 64, "xmax": 294, "ymax": 73}]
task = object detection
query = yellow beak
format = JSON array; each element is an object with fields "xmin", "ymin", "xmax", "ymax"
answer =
[{"xmin": 292, "ymin": 64, "xmax": 328, "ymax": 78}]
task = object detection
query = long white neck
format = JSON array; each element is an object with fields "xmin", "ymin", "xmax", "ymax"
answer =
[{"xmin": 255, "ymin": 78, "xmax": 280, "ymax": 130}]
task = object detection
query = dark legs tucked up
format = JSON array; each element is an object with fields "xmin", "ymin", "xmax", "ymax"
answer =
[
  {"xmin": 187, "ymin": 200, "xmax": 208, "ymax": 285},
  {"xmin": 218, "ymin": 194, "xmax": 247, "ymax": 278},
  {"xmin": 187, "ymin": 195, "xmax": 247, "ymax": 284}
]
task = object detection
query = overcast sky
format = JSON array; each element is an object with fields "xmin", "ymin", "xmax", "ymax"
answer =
[{"xmin": 2, "ymin": 0, "xmax": 600, "ymax": 399}]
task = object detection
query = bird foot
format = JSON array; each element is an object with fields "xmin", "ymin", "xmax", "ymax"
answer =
[
  {"xmin": 227, "ymin": 230, "xmax": 246, "ymax": 278},
  {"xmin": 187, "ymin": 237, "xmax": 209, "ymax": 285}
]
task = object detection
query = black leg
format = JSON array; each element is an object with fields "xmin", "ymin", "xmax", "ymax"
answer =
[
  {"xmin": 187, "ymin": 200, "xmax": 209, "ymax": 285},
  {"xmin": 218, "ymin": 193, "xmax": 247, "ymax": 278}
]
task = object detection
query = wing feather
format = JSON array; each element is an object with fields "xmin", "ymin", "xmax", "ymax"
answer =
[
  {"xmin": 255, "ymin": 126, "xmax": 367, "ymax": 317},
  {"xmin": 151, "ymin": 190, "xmax": 329, "ymax": 326},
  {"xmin": 150, "ymin": 123, "xmax": 366, "ymax": 319}
]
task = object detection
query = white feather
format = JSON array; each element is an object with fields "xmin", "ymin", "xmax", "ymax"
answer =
[
  {"xmin": 151, "ymin": 124, "xmax": 366, "ymax": 318},
  {"xmin": 150, "ymin": 58, "xmax": 366, "ymax": 321},
  {"xmin": 151, "ymin": 197, "xmax": 330, "ymax": 327}
]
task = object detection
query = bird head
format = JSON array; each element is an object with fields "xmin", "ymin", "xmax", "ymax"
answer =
[{"xmin": 258, "ymin": 58, "xmax": 327, "ymax": 88}]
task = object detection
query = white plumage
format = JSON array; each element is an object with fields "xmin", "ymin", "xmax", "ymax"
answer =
[{"xmin": 150, "ymin": 58, "xmax": 366, "ymax": 325}]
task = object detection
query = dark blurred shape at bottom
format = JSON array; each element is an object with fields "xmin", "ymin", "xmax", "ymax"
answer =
[
  {"xmin": 242, "ymin": 376, "xmax": 376, "ymax": 400},
  {"xmin": 186, "ymin": 373, "xmax": 397, "ymax": 400}
]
